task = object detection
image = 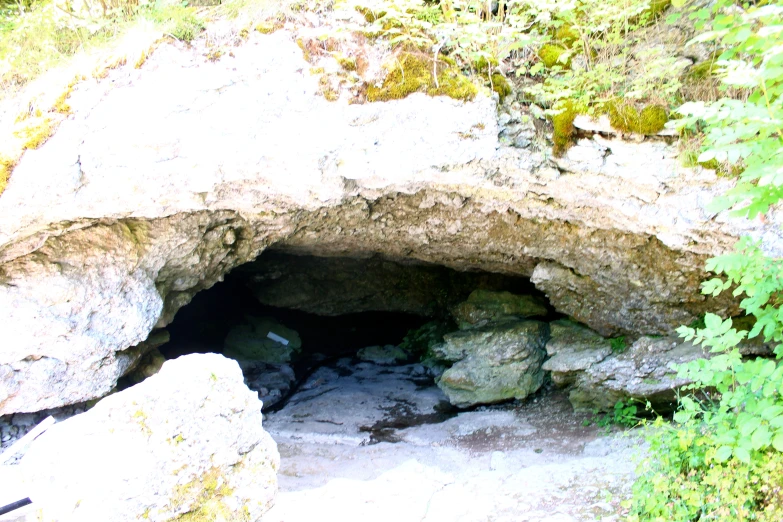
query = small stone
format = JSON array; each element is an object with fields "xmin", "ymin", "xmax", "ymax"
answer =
[
  {"xmin": 498, "ymin": 113, "xmax": 512, "ymax": 126},
  {"xmin": 514, "ymin": 136, "xmax": 531, "ymax": 148}
]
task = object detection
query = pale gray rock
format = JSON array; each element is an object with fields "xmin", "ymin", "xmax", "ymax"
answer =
[
  {"xmin": 0, "ymin": 29, "xmax": 780, "ymax": 413},
  {"xmin": 568, "ymin": 336, "xmax": 709, "ymax": 412},
  {"xmin": 19, "ymin": 353, "xmax": 279, "ymax": 522},
  {"xmin": 435, "ymin": 319, "xmax": 549, "ymax": 407}
]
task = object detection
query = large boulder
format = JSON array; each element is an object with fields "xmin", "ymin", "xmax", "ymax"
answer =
[
  {"xmin": 435, "ymin": 319, "xmax": 549, "ymax": 407},
  {"xmin": 224, "ymin": 316, "xmax": 302, "ymax": 364},
  {"xmin": 19, "ymin": 353, "xmax": 280, "ymax": 522},
  {"xmin": 450, "ymin": 289, "xmax": 549, "ymax": 329}
]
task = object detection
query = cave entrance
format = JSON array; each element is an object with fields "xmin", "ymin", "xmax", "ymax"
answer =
[{"xmin": 156, "ymin": 250, "xmax": 557, "ymax": 411}]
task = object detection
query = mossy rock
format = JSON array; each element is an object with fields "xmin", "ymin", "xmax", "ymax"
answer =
[
  {"xmin": 538, "ymin": 44, "xmax": 570, "ymax": 68},
  {"xmin": 367, "ymin": 51, "xmax": 477, "ymax": 103},
  {"xmin": 491, "ymin": 73, "xmax": 512, "ymax": 102},
  {"xmin": 223, "ymin": 316, "xmax": 302, "ymax": 363},
  {"xmin": 551, "ymin": 101, "xmax": 578, "ymax": 157},
  {"xmin": 606, "ymin": 101, "xmax": 667, "ymax": 135},
  {"xmin": 554, "ymin": 25, "xmax": 579, "ymax": 47},
  {"xmin": 687, "ymin": 59, "xmax": 718, "ymax": 80}
]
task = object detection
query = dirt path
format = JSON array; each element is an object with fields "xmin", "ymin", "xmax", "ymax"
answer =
[{"xmin": 262, "ymin": 359, "xmax": 641, "ymax": 522}]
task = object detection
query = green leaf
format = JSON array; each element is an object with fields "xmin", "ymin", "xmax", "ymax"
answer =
[
  {"xmin": 734, "ymin": 446, "xmax": 751, "ymax": 463},
  {"xmin": 714, "ymin": 445, "xmax": 733, "ymax": 462},
  {"xmin": 773, "ymin": 432, "xmax": 783, "ymax": 452}
]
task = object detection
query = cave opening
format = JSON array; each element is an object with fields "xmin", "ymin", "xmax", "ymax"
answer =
[{"xmin": 154, "ymin": 249, "xmax": 560, "ymax": 411}]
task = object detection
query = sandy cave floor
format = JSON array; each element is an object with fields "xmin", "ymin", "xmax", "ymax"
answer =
[{"xmin": 261, "ymin": 359, "xmax": 642, "ymax": 522}]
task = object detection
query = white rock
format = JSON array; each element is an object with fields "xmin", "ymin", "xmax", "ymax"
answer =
[{"xmin": 19, "ymin": 354, "xmax": 279, "ymax": 522}]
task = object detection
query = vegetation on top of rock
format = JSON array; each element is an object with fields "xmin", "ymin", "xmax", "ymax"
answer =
[{"xmin": 366, "ymin": 50, "xmax": 477, "ymax": 102}]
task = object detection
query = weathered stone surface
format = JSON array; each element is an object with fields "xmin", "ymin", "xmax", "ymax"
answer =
[
  {"xmin": 239, "ymin": 251, "xmax": 528, "ymax": 317},
  {"xmin": 542, "ymin": 319, "xmax": 613, "ymax": 387},
  {"xmin": 0, "ymin": 30, "xmax": 780, "ymax": 413},
  {"xmin": 568, "ymin": 336, "xmax": 708, "ymax": 412},
  {"xmin": 435, "ymin": 319, "xmax": 549, "ymax": 407},
  {"xmin": 224, "ymin": 316, "xmax": 301, "ymax": 364},
  {"xmin": 450, "ymin": 289, "xmax": 548, "ymax": 328},
  {"xmin": 20, "ymin": 353, "xmax": 280, "ymax": 522},
  {"xmin": 357, "ymin": 345, "xmax": 409, "ymax": 365}
]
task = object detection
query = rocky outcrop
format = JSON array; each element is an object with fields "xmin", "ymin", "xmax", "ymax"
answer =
[
  {"xmin": 435, "ymin": 319, "xmax": 549, "ymax": 407},
  {"xmin": 20, "ymin": 353, "xmax": 280, "ymax": 522},
  {"xmin": 544, "ymin": 321, "xmax": 708, "ymax": 411},
  {"xmin": 0, "ymin": 29, "xmax": 781, "ymax": 414}
]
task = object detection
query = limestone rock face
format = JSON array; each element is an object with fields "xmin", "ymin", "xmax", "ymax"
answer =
[
  {"xmin": 450, "ymin": 289, "xmax": 548, "ymax": 329},
  {"xmin": 567, "ymin": 337, "xmax": 708, "ymax": 411},
  {"xmin": 0, "ymin": 30, "xmax": 781, "ymax": 414},
  {"xmin": 224, "ymin": 316, "xmax": 301, "ymax": 364},
  {"xmin": 435, "ymin": 319, "xmax": 549, "ymax": 407},
  {"xmin": 544, "ymin": 324, "xmax": 709, "ymax": 411},
  {"xmin": 239, "ymin": 252, "xmax": 527, "ymax": 317},
  {"xmin": 20, "ymin": 353, "xmax": 280, "ymax": 522}
]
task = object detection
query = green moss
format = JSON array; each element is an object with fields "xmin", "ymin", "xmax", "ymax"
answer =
[
  {"xmin": 606, "ymin": 101, "xmax": 668, "ymax": 134},
  {"xmin": 638, "ymin": 105, "xmax": 668, "ymax": 134},
  {"xmin": 687, "ymin": 59, "xmax": 718, "ymax": 80},
  {"xmin": 538, "ymin": 44, "xmax": 569, "ymax": 68},
  {"xmin": 254, "ymin": 21, "xmax": 280, "ymax": 34},
  {"xmin": 366, "ymin": 51, "xmax": 477, "ymax": 103},
  {"xmin": 472, "ymin": 55, "xmax": 498, "ymax": 72},
  {"xmin": 551, "ymin": 101, "xmax": 578, "ymax": 157},
  {"xmin": 554, "ymin": 25, "xmax": 579, "ymax": 47},
  {"xmin": 682, "ymin": 151, "xmax": 743, "ymax": 177},
  {"xmin": 491, "ymin": 73, "xmax": 512, "ymax": 102},
  {"xmin": 335, "ymin": 53, "xmax": 357, "ymax": 71}
]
